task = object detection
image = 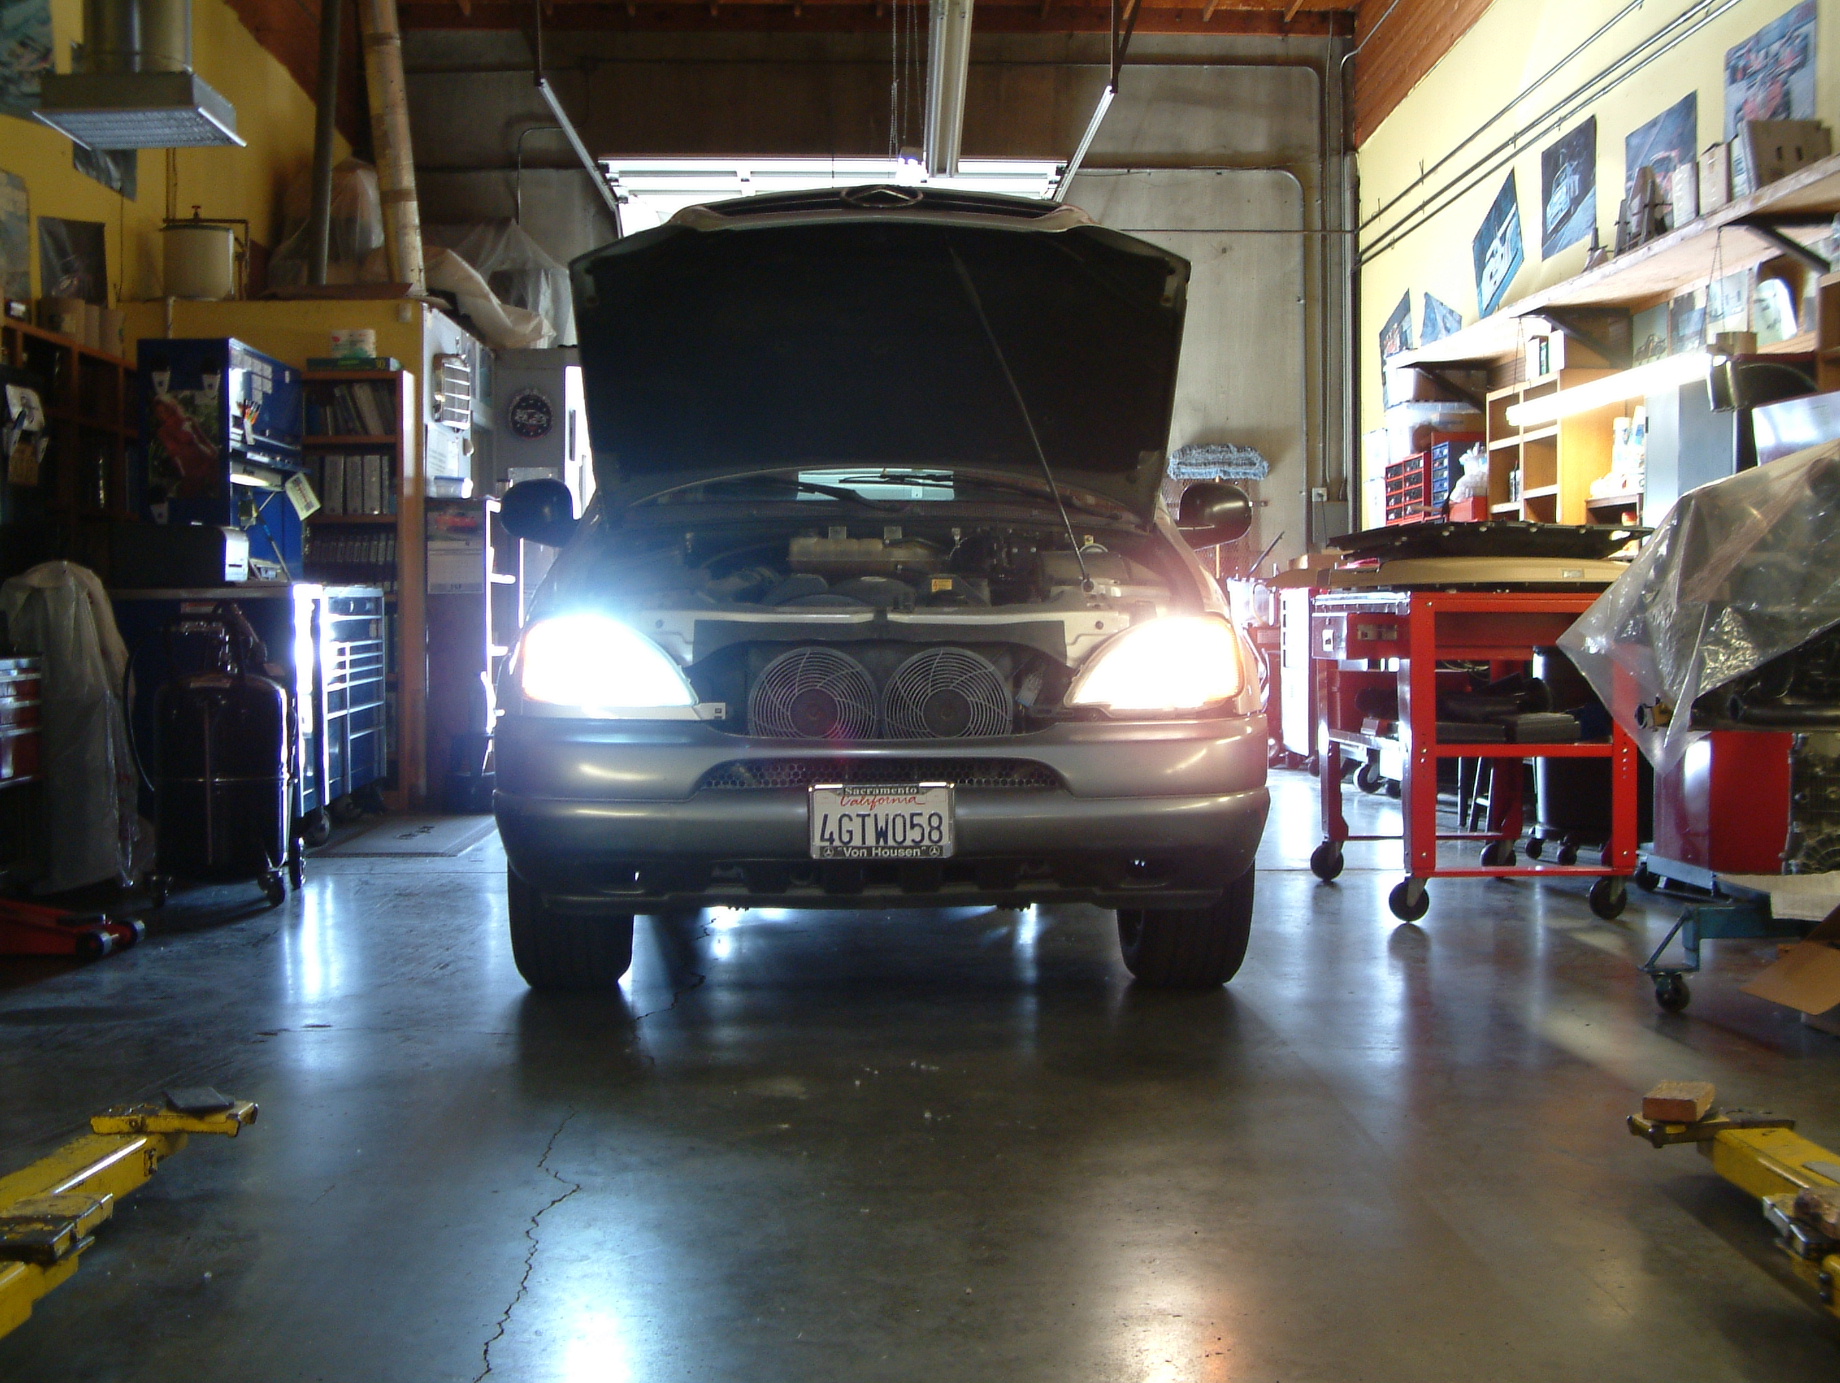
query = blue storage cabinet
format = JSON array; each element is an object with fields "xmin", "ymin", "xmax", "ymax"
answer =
[
  {"xmin": 320, "ymin": 588, "xmax": 388, "ymax": 804},
  {"xmin": 138, "ymin": 338, "xmax": 305, "ymax": 580}
]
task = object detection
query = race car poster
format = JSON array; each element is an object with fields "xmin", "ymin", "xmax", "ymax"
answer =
[
  {"xmin": 1379, "ymin": 291, "xmax": 1413, "ymax": 363},
  {"xmin": 1421, "ymin": 293, "xmax": 1464, "ymax": 345},
  {"xmin": 1624, "ymin": 94, "xmax": 1698, "ymax": 211},
  {"xmin": 1541, "ymin": 116, "xmax": 1597, "ymax": 258},
  {"xmin": 1472, "ymin": 172, "xmax": 1524, "ymax": 319},
  {"xmin": 1726, "ymin": 1, "xmax": 1817, "ymax": 139}
]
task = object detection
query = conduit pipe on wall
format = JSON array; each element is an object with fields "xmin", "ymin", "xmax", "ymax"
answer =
[
  {"xmin": 923, "ymin": 0, "xmax": 973, "ymax": 177},
  {"xmin": 358, "ymin": 0, "xmax": 426, "ymax": 293}
]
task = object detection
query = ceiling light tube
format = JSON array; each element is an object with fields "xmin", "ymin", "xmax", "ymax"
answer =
[{"xmin": 1505, "ymin": 351, "xmax": 1712, "ymax": 427}]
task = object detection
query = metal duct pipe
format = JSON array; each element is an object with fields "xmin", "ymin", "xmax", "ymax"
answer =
[
  {"xmin": 923, "ymin": 0, "xmax": 972, "ymax": 178},
  {"xmin": 358, "ymin": 0, "xmax": 425, "ymax": 293},
  {"xmin": 306, "ymin": 0, "xmax": 342, "ymax": 286},
  {"xmin": 81, "ymin": 0, "xmax": 189, "ymax": 74}
]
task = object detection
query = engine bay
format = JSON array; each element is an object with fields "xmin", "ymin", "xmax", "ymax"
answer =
[{"xmin": 551, "ymin": 517, "xmax": 1200, "ymax": 741}]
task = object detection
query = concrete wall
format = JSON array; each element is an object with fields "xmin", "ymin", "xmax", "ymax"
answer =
[{"xmin": 403, "ymin": 29, "xmax": 1350, "ymax": 565}]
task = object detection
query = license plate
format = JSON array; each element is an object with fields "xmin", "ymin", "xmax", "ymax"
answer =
[{"xmin": 809, "ymin": 783, "xmax": 955, "ymax": 859}]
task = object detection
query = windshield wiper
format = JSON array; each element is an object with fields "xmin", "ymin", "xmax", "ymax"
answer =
[
  {"xmin": 675, "ymin": 476, "xmax": 904, "ymax": 512},
  {"xmin": 876, "ymin": 470, "xmax": 1126, "ymax": 521}
]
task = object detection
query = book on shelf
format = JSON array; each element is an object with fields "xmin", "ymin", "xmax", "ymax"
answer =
[
  {"xmin": 307, "ymin": 380, "xmax": 397, "ymax": 437},
  {"xmin": 307, "ymin": 452, "xmax": 397, "ymax": 516}
]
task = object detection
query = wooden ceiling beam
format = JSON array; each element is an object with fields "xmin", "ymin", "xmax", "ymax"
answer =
[
  {"xmin": 1352, "ymin": 0, "xmax": 1493, "ymax": 145},
  {"xmin": 395, "ymin": 0, "xmax": 1356, "ymax": 31}
]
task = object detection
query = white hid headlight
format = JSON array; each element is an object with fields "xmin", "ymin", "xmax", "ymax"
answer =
[
  {"xmin": 1067, "ymin": 616, "xmax": 1247, "ymax": 714},
  {"xmin": 518, "ymin": 613, "xmax": 696, "ymax": 716}
]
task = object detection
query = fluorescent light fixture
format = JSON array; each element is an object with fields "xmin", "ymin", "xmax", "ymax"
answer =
[{"xmin": 1505, "ymin": 352, "xmax": 1712, "ymax": 427}]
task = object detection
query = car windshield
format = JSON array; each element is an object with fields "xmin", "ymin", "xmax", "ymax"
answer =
[{"xmin": 642, "ymin": 467, "xmax": 1134, "ymax": 521}]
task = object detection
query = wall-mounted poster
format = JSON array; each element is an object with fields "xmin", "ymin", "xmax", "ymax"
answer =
[
  {"xmin": 0, "ymin": 169, "xmax": 26, "ymax": 302},
  {"xmin": 73, "ymin": 145, "xmax": 136, "ymax": 200},
  {"xmin": 37, "ymin": 217, "xmax": 106, "ymax": 302},
  {"xmin": 1379, "ymin": 291, "xmax": 1413, "ymax": 364},
  {"xmin": 1726, "ymin": 0, "xmax": 1818, "ymax": 138},
  {"xmin": 1472, "ymin": 173, "xmax": 1524, "ymax": 319},
  {"xmin": 1421, "ymin": 293, "xmax": 1464, "ymax": 345},
  {"xmin": 0, "ymin": 0, "xmax": 51, "ymax": 117},
  {"xmin": 1625, "ymin": 94, "xmax": 1698, "ymax": 210},
  {"xmin": 1541, "ymin": 117, "xmax": 1597, "ymax": 258}
]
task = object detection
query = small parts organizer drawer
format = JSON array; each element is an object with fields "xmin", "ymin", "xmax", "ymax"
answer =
[
  {"xmin": 0, "ymin": 657, "xmax": 43, "ymax": 786},
  {"xmin": 1311, "ymin": 612, "xmax": 1403, "ymax": 661}
]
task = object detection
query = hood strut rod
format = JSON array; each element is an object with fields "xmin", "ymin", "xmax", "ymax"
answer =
[{"xmin": 948, "ymin": 247, "xmax": 1095, "ymax": 595}]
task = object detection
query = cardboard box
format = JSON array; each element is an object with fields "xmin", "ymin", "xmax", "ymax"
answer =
[
  {"xmin": 1732, "ymin": 119, "xmax": 1832, "ymax": 198},
  {"xmin": 1699, "ymin": 142, "xmax": 1732, "ymax": 212},
  {"xmin": 1742, "ymin": 901, "xmax": 1840, "ymax": 1015},
  {"xmin": 1670, "ymin": 160, "xmax": 1700, "ymax": 227}
]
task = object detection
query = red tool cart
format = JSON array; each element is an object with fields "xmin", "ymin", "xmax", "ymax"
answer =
[{"xmin": 1306, "ymin": 588, "xmax": 1639, "ymax": 921}]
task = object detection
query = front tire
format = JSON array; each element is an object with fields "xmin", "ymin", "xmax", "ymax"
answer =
[
  {"xmin": 507, "ymin": 869, "xmax": 635, "ymax": 990},
  {"xmin": 1116, "ymin": 869, "xmax": 1254, "ymax": 989}
]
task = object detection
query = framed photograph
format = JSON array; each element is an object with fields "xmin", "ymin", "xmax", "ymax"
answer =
[
  {"xmin": 1472, "ymin": 173, "xmax": 1524, "ymax": 319},
  {"xmin": 1726, "ymin": 0, "xmax": 1817, "ymax": 138},
  {"xmin": 1541, "ymin": 117, "xmax": 1597, "ymax": 258},
  {"xmin": 1624, "ymin": 94, "xmax": 1698, "ymax": 213},
  {"xmin": 0, "ymin": 0, "xmax": 52, "ymax": 118}
]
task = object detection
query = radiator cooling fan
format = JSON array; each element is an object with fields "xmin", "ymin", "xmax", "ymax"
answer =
[
  {"xmin": 882, "ymin": 647, "xmax": 1013, "ymax": 739},
  {"xmin": 749, "ymin": 647, "xmax": 878, "ymax": 740}
]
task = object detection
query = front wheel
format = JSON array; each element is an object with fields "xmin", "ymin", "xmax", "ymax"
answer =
[
  {"xmin": 1117, "ymin": 869, "xmax": 1254, "ymax": 989},
  {"xmin": 508, "ymin": 869, "xmax": 635, "ymax": 990}
]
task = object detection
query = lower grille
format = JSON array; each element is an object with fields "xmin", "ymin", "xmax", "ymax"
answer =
[{"xmin": 697, "ymin": 757, "xmax": 1062, "ymax": 792}]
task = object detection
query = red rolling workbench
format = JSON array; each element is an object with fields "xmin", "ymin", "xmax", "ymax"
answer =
[{"xmin": 1306, "ymin": 588, "xmax": 1639, "ymax": 921}]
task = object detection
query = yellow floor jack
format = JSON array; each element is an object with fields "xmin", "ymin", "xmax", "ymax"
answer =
[
  {"xmin": 0, "ymin": 1090, "xmax": 257, "ymax": 1339},
  {"xmin": 1630, "ymin": 1081, "xmax": 1840, "ymax": 1318}
]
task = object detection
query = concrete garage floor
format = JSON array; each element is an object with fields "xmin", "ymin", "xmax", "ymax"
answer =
[{"xmin": 2, "ymin": 771, "xmax": 1839, "ymax": 1380}]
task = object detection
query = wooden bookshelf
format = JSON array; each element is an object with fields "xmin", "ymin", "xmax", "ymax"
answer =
[
  {"xmin": 300, "ymin": 368, "xmax": 426, "ymax": 808},
  {"xmin": 0, "ymin": 317, "xmax": 138, "ymax": 579}
]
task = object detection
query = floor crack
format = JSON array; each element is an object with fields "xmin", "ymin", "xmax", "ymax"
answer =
[
  {"xmin": 473, "ymin": 1109, "xmax": 582, "ymax": 1382},
  {"xmin": 631, "ymin": 919, "xmax": 715, "ymax": 1020}
]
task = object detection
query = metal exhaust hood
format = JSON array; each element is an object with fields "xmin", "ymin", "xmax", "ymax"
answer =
[{"xmin": 32, "ymin": 0, "xmax": 243, "ymax": 149}]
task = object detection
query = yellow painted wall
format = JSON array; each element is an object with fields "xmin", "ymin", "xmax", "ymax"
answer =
[
  {"xmin": 2, "ymin": 0, "xmax": 343, "ymax": 309},
  {"xmin": 1358, "ymin": 0, "xmax": 1840, "ymax": 432}
]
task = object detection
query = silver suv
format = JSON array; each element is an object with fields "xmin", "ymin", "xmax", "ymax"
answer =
[{"xmin": 494, "ymin": 185, "xmax": 1269, "ymax": 990}]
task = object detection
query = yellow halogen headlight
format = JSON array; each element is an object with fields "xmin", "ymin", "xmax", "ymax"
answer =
[
  {"xmin": 518, "ymin": 613, "xmax": 696, "ymax": 714},
  {"xmin": 1066, "ymin": 616, "xmax": 1247, "ymax": 713}
]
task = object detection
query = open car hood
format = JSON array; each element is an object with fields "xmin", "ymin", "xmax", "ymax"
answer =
[{"xmin": 571, "ymin": 186, "xmax": 1189, "ymax": 522}]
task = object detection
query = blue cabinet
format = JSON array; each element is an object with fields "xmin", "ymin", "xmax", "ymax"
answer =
[{"xmin": 138, "ymin": 338, "xmax": 305, "ymax": 581}]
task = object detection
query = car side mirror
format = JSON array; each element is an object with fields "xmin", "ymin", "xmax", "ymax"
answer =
[
  {"xmin": 500, "ymin": 479, "xmax": 577, "ymax": 548},
  {"xmin": 1177, "ymin": 482, "xmax": 1253, "ymax": 548}
]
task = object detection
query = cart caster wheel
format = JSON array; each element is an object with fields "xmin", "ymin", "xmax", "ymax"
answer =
[
  {"xmin": 1557, "ymin": 842, "xmax": 1580, "ymax": 866},
  {"xmin": 1309, "ymin": 841, "xmax": 1345, "ymax": 882},
  {"xmin": 1589, "ymin": 876, "xmax": 1629, "ymax": 920},
  {"xmin": 1356, "ymin": 762, "xmax": 1384, "ymax": 794},
  {"xmin": 1653, "ymin": 972, "xmax": 1690, "ymax": 1012},
  {"xmin": 288, "ymin": 852, "xmax": 305, "ymax": 891},
  {"xmin": 122, "ymin": 919, "xmax": 146, "ymax": 947},
  {"xmin": 1481, "ymin": 840, "xmax": 1517, "ymax": 868},
  {"xmin": 261, "ymin": 871, "xmax": 287, "ymax": 908},
  {"xmin": 1384, "ymin": 780, "xmax": 1402, "ymax": 799},
  {"xmin": 148, "ymin": 876, "xmax": 170, "ymax": 909},
  {"xmin": 1525, "ymin": 837, "xmax": 1544, "ymax": 860},
  {"xmin": 1304, "ymin": 754, "xmax": 1321, "ymax": 778},
  {"xmin": 1634, "ymin": 865, "xmax": 1660, "ymax": 893},
  {"xmin": 301, "ymin": 808, "xmax": 332, "ymax": 849},
  {"xmin": 1389, "ymin": 878, "xmax": 1429, "ymax": 922}
]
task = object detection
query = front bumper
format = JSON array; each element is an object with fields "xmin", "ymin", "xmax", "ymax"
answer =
[{"xmin": 494, "ymin": 714, "xmax": 1268, "ymax": 910}]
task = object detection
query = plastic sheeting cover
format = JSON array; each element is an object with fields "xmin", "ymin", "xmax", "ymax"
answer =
[
  {"xmin": 268, "ymin": 159, "xmax": 387, "ymax": 289},
  {"xmin": 1559, "ymin": 442, "xmax": 1840, "ymax": 766},
  {"xmin": 0, "ymin": 562, "xmax": 138, "ymax": 892},
  {"xmin": 424, "ymin": 221, "xmax": 574, "ymax": 347}
]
